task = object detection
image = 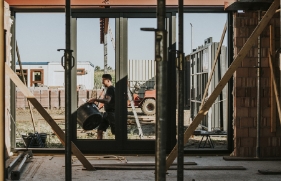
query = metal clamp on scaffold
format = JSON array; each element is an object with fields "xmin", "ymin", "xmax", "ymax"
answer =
[
  {"xmin": 57, "ymin": 49, "xmax": 75, "ymax": 69},
  {"xmin": 140, "ymin": 28, "xmax": 167, "ymax": 62}
]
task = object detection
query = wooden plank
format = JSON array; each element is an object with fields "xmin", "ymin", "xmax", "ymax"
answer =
[
  {"xmin": 268, "ymin": 54, "xmax": 281, "ymax": 125},
  {"xmin": 201, "ymin": 22, "xmax": 227, "ymax": 107},
  {"xmin": 165, "ymin": 0, "xmax": 280, "ymax": 171},
  {"xmin": 258, "ymin": 170, "xmax": 281, "ymax": 175},
  {"xmin": 223, "ymin": 156, "xmax": 281, "ymax": 161},
  {"xmin": 270, "ymin": 25, "xmax": 277, "ymax": 132},
  {"xmin": 81, "ymin": 165, "xmax": 246, "ymax": 170},
  {"xmin": 5, "ymin": 64, "xmax": 95, "ymax": 171}
]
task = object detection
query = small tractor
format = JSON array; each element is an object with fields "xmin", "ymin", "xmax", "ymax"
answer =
[{"xmin": 128, "ymin": 83, "xmax": 156, "ymax": 116}]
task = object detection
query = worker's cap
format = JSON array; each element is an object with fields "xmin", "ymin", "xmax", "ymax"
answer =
[{"xmin": 102, "ymin": 74, "xmax": 112, "ymax": 81}]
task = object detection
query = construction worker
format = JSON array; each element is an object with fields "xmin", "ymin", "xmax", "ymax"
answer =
[{"xmin": 88, "ymin": 74, "xmax": 115, "ymax": 139}]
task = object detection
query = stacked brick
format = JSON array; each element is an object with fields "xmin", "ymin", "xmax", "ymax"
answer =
[
  {"xmin": 15, "ymin": 89, "xmax": 102, "ymax": 109},
  {"xmin": 77, "ymin": 90, "xmax": 87, "ymax": 107},
  {"xmin": 50, "ymin": 89, "xmax": 59, "ymax": 109},
  {"xmin": 233, "ymin": 11, "xmax": 281, "ymax": 157}
]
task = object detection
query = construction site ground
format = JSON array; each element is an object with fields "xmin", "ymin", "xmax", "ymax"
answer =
[
  {"xmin": 14, "ymin": 108, "xmax": 227, "ymax": 149},
  {"xmin": 5, "ymin": 154, "xmax": 281, "ymax": 181}
]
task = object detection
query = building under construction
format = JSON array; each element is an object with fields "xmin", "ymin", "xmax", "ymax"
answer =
[{"xmin": 1, "ymin": 0, "xmax": 281, "ymax": 180}]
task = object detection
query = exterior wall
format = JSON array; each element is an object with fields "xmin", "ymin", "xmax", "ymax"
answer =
[
  {"xmin": 16, "ymin": 61, "xmax": 95, "ymax": 89},
  {"xmin": 15, "ymin": 64, "xmax": 48, "ymax": 87},
  {"xmin": 128, "ymin": 59, "xmax": 155, "ymax": 98},
  {"xmin": 4, "ymin": 1, "xmax": 12, "ymax": 158},
  {"xmin": 48, "ymin": 62, "xmax": 94, "ymax": 89},
  {"xmin": 233, "ymin": 11, "xmax": 281, "ymax": 157}
]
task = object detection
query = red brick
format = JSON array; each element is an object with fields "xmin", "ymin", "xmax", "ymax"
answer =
[
  {"xmin": 249, "ymin": 128, "xmax": 256, "ymax": 137},
  {"xmin": 261, "ymin": 37, "xmax": 270, "ymax": 47},
  {"xmin": 33, "ymin": 90, "xmax": 40, "ymax": 98},
  {"xmin": 261, "ymin": 128, "xmax": 276, "ymax": 137},
  {"xmin": 262, "ymin": 107, "xmax": 271, "ymax": 117},
  {"xmin": 249, "ymin": 107, "xmax": 257, "ymax": 117},
  {"xmin": 235, "ymin": 77, "xmax": 247, "ymax": 87},
  {"xmin": 250, "ymin": 87, "xmax": 257, "ymax": 97},
  {"xmin": 234, "ymin": 37, "xmax": 245, "ymax": 47},
  {"xmin": 263, "ymin": 88, "xmax": 270, "ymax": 97},
  {"xmin": 236, "ymin": 68, "xmax": 249, "ymax": 77},
  {"xmin": 241, "ymin": 58, "xmax": 257, "ymax": 67},
  {"xmin": 235, "ymin": 87, "xmax": 246, "ymax": 97},
  {"xmin": 247, "ymin": 78, "xmax": 257, "ymax": 87},
  {"xmin": 260, "ymin": 137, "xmax": 270, "ymax": 147},
  {"xmin": 233, "ymin": 117, "xmax": 240, "ymax": 128},
  {"xmin": 235, "ymin": 128, "xmax": 249, "ymax": 138},
  {"xmin": 261, "ymin": 67, "xmax": 270, "ymax": 78},
  {"xmin": 40, "ymin": 90, "xmax": 49, "ymax": 98},
  {"xmin": 241, "ymin": 137, "xmax": 254, "ymax": 147},
  {"xmin": 240, "ymin": 117, "xmax": 254, "ymax": 128},
  {"xmin": 248, "ymin": 67, "xmax": 257, "ymax": 77},
  {"xmin": 271, "ymin": 137, "xmax": 278, "ymax": 147},
  {"xmin": 235, "ymin": 107, "xmax": 249, "ymax": 117},
  {"xmin": 261, "ymin": 58, "xmax": 269, "ymax": 67},
  {"xmin": 261, "ymin": 78, "xmax": 270, "ymax": 87},
  {"xmin": 248, "ymin": 147, "xmax": 255, "ymax": 157},
  {"xmin": 237, "ymin": 147, "xmax": 245, "ymax": 157},
  {"xmin": 234, "ymin": 137, "xmax": 240, "ymax": 148},
  {"xmin": 261, "ymin": 97, "xmax": 270, "ymax": 108},
  {"xmin": 247, "ymin": 48, "xmax": 258, "ymax": 58}
]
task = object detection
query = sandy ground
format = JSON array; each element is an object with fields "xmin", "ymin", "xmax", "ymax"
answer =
[
  {"xmin": 5, "ymin": 155, "xmax": 281, "ymax": 181},
  {"xmin": 15, "ymin": 109, "xmax": 227, "ymax": 149}
]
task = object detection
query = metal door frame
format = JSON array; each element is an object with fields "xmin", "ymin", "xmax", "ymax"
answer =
[
  {"xmin": 10, "ymin": 7, "xmax": 233, "ymax": 155},
  {"xmin": 71, "ymin": 12, "xmax": 177, "ymax": 154}
]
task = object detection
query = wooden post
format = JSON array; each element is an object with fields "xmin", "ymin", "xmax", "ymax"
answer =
[
  {"xmin": 201, "ymin": 22, "xmax": 227, "ymax": 107},
  {"xmin": 0, "ymin": 0, "xmax": 5, "ymax": 180},
  {"xmin": 5, "ymin": 64, "xmax": 95, "ymax": 171},
  {"xmin": 268, "ymin": 54, "xmax": 281, "ymax": 126},
  {"xmin": 166, "ymin": 0, "xmax": 280, "ymax": 171},
  {"xmin": 270, "ymin": 25, "xmax": 277, "ymax": 132}
]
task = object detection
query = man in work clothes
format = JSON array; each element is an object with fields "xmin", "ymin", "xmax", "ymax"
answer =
[{"xmin": 88, "ymin": 74, "xmax": 115, "ymax": 139}]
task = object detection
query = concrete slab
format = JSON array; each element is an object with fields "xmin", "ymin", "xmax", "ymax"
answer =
[{"xmin": 5, "ymin": 155, "xmax": 281, "ymax": 181}]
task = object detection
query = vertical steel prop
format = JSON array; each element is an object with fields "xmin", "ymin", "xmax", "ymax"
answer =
[
  {"xmin": 0, "ymin": 1, "xmax": 5, "ymax": 180},
  {"xmin": 156, "ymin": 0, "xmax": 167, "ymax": 180},
  {"xmin": 256, "ymin": 11, "xmax": 261, "ymax": 158},
  {"xmin": 140, "ymin": 6, "xmax": 168, "ymax": 177},
  {"xmin": 57, "ymin": 0, "xmax": 74, "ymax": 180},
  {"xmin": 177, "ymin": 0, "xmax": 185, "ymax": 180}
]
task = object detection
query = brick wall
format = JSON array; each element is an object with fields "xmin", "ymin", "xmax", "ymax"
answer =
[
  {"xmin": 16, "ymin": 89, "xmax": 101, "ymax": 109},
  {"xmin": 233, "ymin": 11, "xmax": 281, "ymax": 157}
]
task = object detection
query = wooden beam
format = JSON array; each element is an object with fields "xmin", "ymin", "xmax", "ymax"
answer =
[
  {"xmin": 268, "ymin": 54, "xmax": 281, "ymax": 126},
  {"xmin": 270, "ymin": 25, "xmax": 276, "ymax": 132},
  {"xmin": 5, "ymin": 64, "xmax": 95, "ymax": 171},
  {"xmin": 166, "ymin": 0, "xmax": 280, "ymax": 171},
  {"xmin": 1, "ymin": 0, "xmax": 5, "ymax": 180},
  {"xmin": 201, "ymin": 22, "xmax": 227, "ymax": 108}
]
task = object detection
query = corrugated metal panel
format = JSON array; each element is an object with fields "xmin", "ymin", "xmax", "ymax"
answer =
[
  {"xmin": 189, "ymin": 37, "xmax": 228, "ymax": 131},
  {"xmin": 128, "ymin": 59, "xmax": 155, "ymax": 98}
]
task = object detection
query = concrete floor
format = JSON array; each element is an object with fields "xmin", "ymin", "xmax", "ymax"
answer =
[{"xmin": 5, "ymin": 154, "xmax": 281, "ymax": 181}]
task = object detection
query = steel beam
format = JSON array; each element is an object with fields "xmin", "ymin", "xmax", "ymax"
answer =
[{"xmin": 177, "ymin": 0, "xmax": 184, "ymax": 180}]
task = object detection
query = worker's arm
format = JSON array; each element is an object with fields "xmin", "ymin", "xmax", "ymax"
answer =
[{"xmin": 88, "ymin": 95, "xmax": 111, "ymax": 104}]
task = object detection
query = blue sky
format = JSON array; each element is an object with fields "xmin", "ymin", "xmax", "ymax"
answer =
[{"xmin": 16, "ymin": 13, "xmax": 227, "ymax": 69}]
